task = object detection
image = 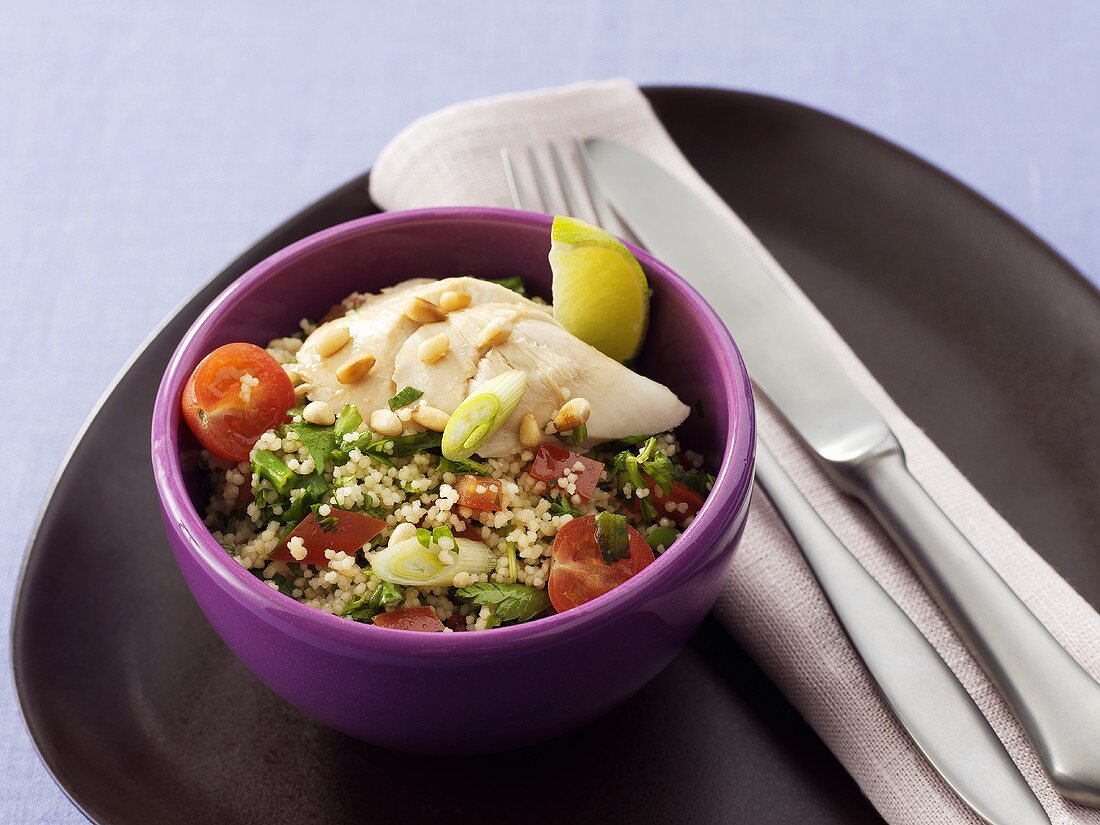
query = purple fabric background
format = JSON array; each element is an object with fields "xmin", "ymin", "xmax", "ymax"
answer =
[{"xmin": 3, "ymin": 2, "xmax": 1097, "ymax": 819}]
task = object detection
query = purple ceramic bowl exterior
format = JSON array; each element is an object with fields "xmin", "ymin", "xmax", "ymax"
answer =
[{"xmin": 151, "ymin": 208, "xmax": 755, "ymax": 753}]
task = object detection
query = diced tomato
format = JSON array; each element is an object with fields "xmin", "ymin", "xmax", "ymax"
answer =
[
  {"xmin": 548, "ymin": 514, "xmax": 653, "ymax": 613},
  {"xmin": 319, "ymin": 292, "xmax": 367, "ymax": 323},
  {"xmin": 444, "ymin": 613, "xmax": 468, "ymax": 632},
  {"xmin": 232, "ymin": 483, "xmax": 254, "ymax": 510},
  {"xmin": 452, "ymin": 519, "xmax": 484, "ymax": 540},
  {"xmin": 270, "ymin": 509, "xmax": 386, "ymax": 565},
  {"xmin": 528, "ymin": 444, "xmax": 605, "ymax": 500},
  {"xmin": 181, "ymin": 343, "xmax": 295, "ymax": 462},
  {"xmin": 644, "ymin": 479, "xmax": 706, "ymax": 526},
  {"xmin": 455, "ymin": 475, "xmax": 503, "ymax": 512},
  {"xmin": 373, "ymin": 607, "xmax": 445, "ymax": 632}
]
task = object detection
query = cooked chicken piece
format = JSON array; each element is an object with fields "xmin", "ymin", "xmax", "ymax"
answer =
[{"xmin": 295, "ymin": 277, "xmax": 690, "ymax": 457}]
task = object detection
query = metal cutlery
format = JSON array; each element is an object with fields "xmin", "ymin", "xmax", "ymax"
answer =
[
  {"xmin": 501, "ymin": 142, "xmax": 1050, "ymax": 824},
  {"xmin": 582, "ymin": 137, "xmax": 1100, "ymax": 807}
]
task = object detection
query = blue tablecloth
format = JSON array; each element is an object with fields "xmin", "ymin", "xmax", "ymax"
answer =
[{"xmin": 3, "ymin": 2, "xmax": 1097, "ymax": 820}]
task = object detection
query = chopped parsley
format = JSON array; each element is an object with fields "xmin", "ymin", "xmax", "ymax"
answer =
[
  {"xmin": 455, "ymin": 582, "xmax": 551, "ymax": 627},
  {"xmin": 645, "ymin": 525, "xmax": 679, "ymax": 555},
  {"xmin": 609, "ymin": 436, "xmax": 675, "ymax": 522},
  {"xmin": 388, "ymin": 386, "xmax": 424, "ymax": 410},
  {"xmin": 487, "ymin": 276, "xmax": 527, "ymax": 296},
  {"xmin": 340, "ymin": 580, "xmax": 404, "ymax": 622}
]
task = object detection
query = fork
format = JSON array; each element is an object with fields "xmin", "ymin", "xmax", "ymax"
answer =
[{"xmin": 501, "ymin": 140, "xmax": 1050, "ymax": 825}]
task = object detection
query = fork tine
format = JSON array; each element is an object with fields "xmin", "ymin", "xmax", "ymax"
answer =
[
  {"xmin": 501, "ymin": 148, "xmax": 534, "ymax": 211},
  {"xmin": 549, "ymin": 143, "xmax": 584, "ymax": 219},
  {"xmin": 528, "ymin": 146, "xmax": 561, "ymax": 214},
  {"xmin": 572, "ymin": 134, "xmax": 635, "ymax": 241}
]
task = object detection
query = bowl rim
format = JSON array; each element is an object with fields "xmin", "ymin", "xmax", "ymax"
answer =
[{"xmin": 151, "ymin": 206, "xmax": 755, "ymax": 658}]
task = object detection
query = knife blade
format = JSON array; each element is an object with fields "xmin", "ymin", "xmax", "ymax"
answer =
[
  {"xmin": 753, "ymin": 440, "xmax": 1048, "ymax": 825},
  {"xmin": 586, "ymin": 138, "xmax": 1100, "ymax": 809}
]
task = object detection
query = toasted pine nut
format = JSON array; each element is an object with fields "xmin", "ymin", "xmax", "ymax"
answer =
[
  {"xmin": 478, "ymin": 316, "xmax": 513, "ymax": 348},
  {"xmin": 554, "ymin": 397, "xmax": 591, "ymax": 433},
  {"xmin": 412, "ymin": 404, "xmax": 450, "ymax": 432},
  {"xmin": 405, "ymin": 296, "xmax": 446, "ymax": 324},
  {"xmin": 303, "ymin": 400, "xmax": 336, "ymax": 426},
  {"xmin": 519, "ymin": 413, "xmax": 541, "ymax": 448},
  {"xmin": 293, "ymin": 382, "xmax": 315, "ymax": 398},
  {"xmin": 438, "ymin": 290, "xmax": 471, "ymax": 313},
  {"xmin": 417, "ymin": 333, "xmax": 450, "ymax": 364},
  {"xmin": 369, "ymin": 408, "xmax": 403, "ymax": 437},
  {"xmin": 336, "ymin": 354, "xmax": 376, "ymax": 384},
  {"xmin": 389, "ymin": 523, "xmax": 418, "ymax": 546},
  {"xmin": 313, "ymin": 324, "xmax": 351, "ymax": 357}
]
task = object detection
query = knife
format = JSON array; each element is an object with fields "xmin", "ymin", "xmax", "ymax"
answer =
[
  {"xmin": 754, "ymin": 440, "xmax": 1048, "ymax": 825},
  {"xmin": 585, "ymin": 138, "xmax": 1100, "ymax": 807}
]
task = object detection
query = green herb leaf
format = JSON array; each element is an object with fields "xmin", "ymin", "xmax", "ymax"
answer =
[
  {"xmin": 310, "ymin": 503, "xmax": 339, "ymax": 532},
  {"xmin": 287, "ymin": 421, "xmax": 338, "ymax": 471},
  {"xmin": 334, "ymin": 403, "xmax": 363, "ymax": 439},
  {"xmin": 269, "ymin": 573, "xmax": 295, "ymax": 596},
  {"xmin": 340, "ymin": 580, "xmax": 404, "ymax": 621},
  {"xmin": 595, "ymin": 511, "xmax": 630, "ymax": 564},
  {"xmin": 646, "ymin": 526, "xmax": 679, "ymax": 555},
  {"xmin": 388, "ymin": 386, "xmax": 424, "ymax": 410},
  {"xmin": 438, "ymin": 455, "xmax": 491, "ymax": 476},
  {"xmin": 455, "ymin": 582, "xmax": 551, "ymax": 624},
  {"xmin": 556, "ymin": 421, "xmax": 587, "ymax": 447},
  {"xmin": 372, "ymin": 430, "xmax": 443, "ymax": 458},
  {"xmin": 487, "ymin": 276, "xmax": 527, "ymax": 296},
  {"xmin": 415, "ymin": 527, "xmax": 432, "ymax": 548},
  {"xmin": 549, "ymin": 495, "xmax": 581, "ymax": 518}
]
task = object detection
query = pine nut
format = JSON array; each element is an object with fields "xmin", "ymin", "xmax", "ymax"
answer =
[
  {"xmin": 412, "ymin": 404, "xmax": 450, "ymax": 432},
  {"xmin": 293, "ymin": 382, "xmax": 315, "ymax": 398},
  {"xmin": 405, "ymin": 296, "xmax": 446, "ymax": 324},
  {"xmin": 303, "ymin": 400, "xmax": 336, "ymax": 426},
  {"xmin": 313, "ymin": 324, "xmax": 351, "ymax": 357},
  {"xmin": 518, "ymin": 413, "xmax": 541, "ymax": 448},
  {"xmin": 369, "ymin": 408, "xmax": 403, "ymax": 437},
  {"xmin": 554, "ymin": 397, "xmax": 591, "ymax": 432},
  {"xmin": 438, "ymin": 290, "xmax": 471, "ymax": 313},
  {"xmin": 478, "ymin": 317, "xmax": 513, "ymax": 348},
  {"xmin": 417, "ymin": 333, "xmax": 450, "ymax": 364},
  {"xmin": 336, "ymin": 354, "xmax": 376, "ymax": 384},
  {"xmin": 389, "ymin": 522, "xmax": 417, "ymax": 546}
]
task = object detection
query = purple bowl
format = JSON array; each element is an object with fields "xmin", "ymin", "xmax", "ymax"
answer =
[{"xmin": 151, "ymin": 207, "xmax": 755, "ymax": 753}]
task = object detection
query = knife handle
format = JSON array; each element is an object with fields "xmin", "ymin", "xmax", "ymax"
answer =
[
  {"xmin": 756, "ymin": 443, "xmax": 1049, "ymax": 824},
  {"xmin": 837, "ymin": 438, "xmax": 1100, "ymax": 806}
]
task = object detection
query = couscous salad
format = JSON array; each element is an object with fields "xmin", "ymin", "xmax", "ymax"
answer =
[{"xmin": 181, "ymin": 218, "xmax": 713, "ymax": 632}]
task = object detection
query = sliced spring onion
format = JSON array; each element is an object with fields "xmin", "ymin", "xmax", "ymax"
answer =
[
  {"xmin": 253, "ymin": 450, "xmax": 296, "ymax": 493},
  {"xmin": 595, "ymin": 511, "xmax": 630, "ymax": 564},
  {"xmin": 368, "ymin": 536, "xmax": 495, "ymax": 587},
  {"xmin": 442, "ymin": 369, "xmax": 527, "ymax": 461}
]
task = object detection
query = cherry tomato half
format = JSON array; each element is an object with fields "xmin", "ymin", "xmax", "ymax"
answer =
[
  {"xmin": 270, "ymin": 509, "xmax": 386, "ymax": 566},
  {"xmin": 373, "ymin": 606, "xmax": 445, "ymax": 632},
  {"xmin": 528, "ymin": 444, "xmax": 605, "ymax": 500},
  {"xmin": 181, "ymin": 343, "xmax": 295, "ymax": 461},
  {"xmin": 548, "ymin": 514, "xmax": 653, "ymax": 613},
  {"xmin": 455, "ymin": 475, "xmax": 503, "ymax": 512},
  {"xmin": 645, "ymin": 479, "xmax": 706, "ymax": 526}
]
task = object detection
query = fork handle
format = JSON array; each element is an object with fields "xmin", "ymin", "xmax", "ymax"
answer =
[{"xmin": 838, "ymin": 440, "xmax": 1100, "ymax": 806}]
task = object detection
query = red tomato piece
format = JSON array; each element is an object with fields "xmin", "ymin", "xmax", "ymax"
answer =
[
  {"xmin": 270, "ymin": 509, "xmax": 386, "ymax": 565},
  {"xmin": 444, "ymin": 613, "xmax": 468, "ymax": 632},
  {"xmin": 548, "ymin": 514, "xmax": 653, "ymax": 613},
  {"xmin": 528, "ymin": 444, "xmax": 605, "ymax": 500},
  {"xmin": 455, "ymin": 475, "xmax": 503, "ymax": 512},
  {"xmin": 373, "ymin": 607, "xmax": 445, "ymax": 632},
  {"xmin": 645, "ymin": 479, "xmax": 706, "ymax": 526},
  {"xmin": 181, "ymin": 343, "xmax": 295, "ymax": 461}
]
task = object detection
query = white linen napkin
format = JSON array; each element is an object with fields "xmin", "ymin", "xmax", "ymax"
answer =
[{"xmin": 369, "ymin": 79, "xmax": 1100, "ymax": 825}]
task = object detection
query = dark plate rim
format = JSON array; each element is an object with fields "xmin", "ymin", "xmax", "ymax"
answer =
[{"xmin": 11, "ymin": 83, "xmax": 1099, "ymax": 825}]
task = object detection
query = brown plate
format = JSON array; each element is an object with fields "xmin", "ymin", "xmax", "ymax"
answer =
[{"xmin": 13, "ymin": 86, "xmax": 1100, "ymax": 825}]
